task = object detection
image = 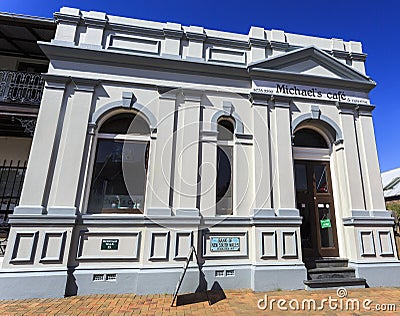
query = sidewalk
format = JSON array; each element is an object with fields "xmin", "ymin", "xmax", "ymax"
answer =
[{"xmin": 0, "ymin": 287, "xmax": 399, "ymax": 315}]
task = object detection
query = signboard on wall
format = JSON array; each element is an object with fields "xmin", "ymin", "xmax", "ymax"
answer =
[
  {"xmin": 252, "ymin": 80, "xmax": 370, "ymax": 105},
  {"xmin": 101, "ymin": 239, "xmax": 119, "ymax": 250},
  {"xmin": 210, "ymin": 237, "xmax": 240, "ymax": 252}
]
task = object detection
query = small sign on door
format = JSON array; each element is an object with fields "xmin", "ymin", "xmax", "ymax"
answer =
[{"xmin": 320, "ymin": 219, "xmax": 332, "ymax": 229}]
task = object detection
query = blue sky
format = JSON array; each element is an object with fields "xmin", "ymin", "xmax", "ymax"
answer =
[{"xmin": 1, "ymin": 0, "xmax": 399, "ymax": 171}]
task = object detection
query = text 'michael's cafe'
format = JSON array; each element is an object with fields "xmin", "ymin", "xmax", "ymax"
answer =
[{"xmin": 0, "ymin": 7, "xmax": 399, "ymax": 299}]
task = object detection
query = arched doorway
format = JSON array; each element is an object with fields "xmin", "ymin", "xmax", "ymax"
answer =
[{"xmin": 293, "ymin": 126, "xmax": 339, "ymax": 262}]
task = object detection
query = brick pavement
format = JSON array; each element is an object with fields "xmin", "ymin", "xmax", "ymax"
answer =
[{"xmin": 0, "ymin": 287, "xmax": 399, "ymax": 315}]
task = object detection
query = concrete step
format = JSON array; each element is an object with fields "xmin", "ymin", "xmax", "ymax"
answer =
[
  {"xmin": 308, "ymin": 267, "xmax": 356, "ymax": 280},
  {"xmin": 314, "ymin": 258, "xmax": 349, "ymax": 268},
  {"xmin": 304, "ymin": 277, "xmax": 366, "ymax": 290}
]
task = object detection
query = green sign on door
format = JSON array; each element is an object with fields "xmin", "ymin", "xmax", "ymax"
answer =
[{"xmin": 320, "ymin": 219, "xmax": 332, "ymax": 229}]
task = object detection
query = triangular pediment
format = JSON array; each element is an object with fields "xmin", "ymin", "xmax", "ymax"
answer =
[{"xmin": 248, "ymin": 46, "xmax": 373, "ymax": 83}]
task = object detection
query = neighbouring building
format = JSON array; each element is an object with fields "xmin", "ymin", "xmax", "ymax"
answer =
[
  {"xmin": 0, "ymin": 7, "xmax": 399, "ymax": 299},
  {"xmin": 382, "ymin": 168, "xmax": 400, "ymax": 205},
  {"xmin": 0, "ymin": 13, "xmax": 55, "ymax": 228}
]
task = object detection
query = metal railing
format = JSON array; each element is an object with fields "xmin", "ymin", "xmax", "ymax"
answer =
[
  {"xmin": 0, "ymin": 160, "xmax": 27, "ymax": 223},
  {"xmin": 0, "ymin": 70, "xmax": 45, "ymax": 106}
]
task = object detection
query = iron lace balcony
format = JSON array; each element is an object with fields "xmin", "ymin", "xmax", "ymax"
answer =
[{"xmin": 0, "ymin": 70, "xmax": 45, "ymax": 106}]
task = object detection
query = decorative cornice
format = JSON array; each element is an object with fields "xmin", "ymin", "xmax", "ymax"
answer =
[
  {"xmin": 54, "ymin": 12, "xmax": 81, "ymax": 24},
  {"xmin": 249, "ymin": 38, "xmax": 268, "ymax": 47},
  {"xmin": 163, "ymin": 28, "xmax": 184, "ymax": 39},
  {"xmin": 107, "ymin": 22, "xmax": 164, "ymax": 38},
  {"xmin": 349, "ymin": 52, "xmax": 367, "ymax": 61},
  {"xmin": 270, "ymin": 41, "xmax": 289, "ymax": 51},
  {"xmin": 84, "ymin": 17, "xmax": 108, "ymax": 28},
  {"xmin": 186, "ymin": 31, "xmax": 206, "ymax": 42},
  {"xmin": 206, "ymin": 36, "xmax": 250, "ymax": 49},
  {"xmin": 331, "ymin": 50, "xmax": 349, "ymax": 59}
]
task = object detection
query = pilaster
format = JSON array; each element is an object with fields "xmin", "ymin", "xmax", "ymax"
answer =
[
  {"xmin": 172, "ymin": 90, "xmax": 202, "ymax": 212},
  {"xmin": 47, "ymin": 78, "xmax": 99, "ymax": 215},
  {"xmin": 336, "ymin": 103, "xmax": 366, "ymax": 214},
  {"xmin": 355, "ymin": 105, "xmax": 386, "ymax": 211},
  {"xmin": 15, "ymin": 75, "xmax": 70, "ymax": 215},
  {"xmin": 250, "ymin": 93, "xmax": 272, "ymax": 212},
  {"xmin": 270, "ymin": 96, "xmax": 297, "ymax": 214},
  {"xmin": 144, "ymin": 89, "xmax": 177, "ymax": 214}
]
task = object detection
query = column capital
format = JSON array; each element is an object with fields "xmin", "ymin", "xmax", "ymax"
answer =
[
  {"xmin": 249, "ymin": 92, "xmax": 270, "ymax": 106},
  {"xmin": 71, "ymin": 77, "xmax": 101, "ymax": 92},
  {"xmin": 357, "ymin": 104, "xmax": 375, "ymax": 116},
  {"xmin": 43, "ymin": 74, "xmax": 70, "ymax": 90}
]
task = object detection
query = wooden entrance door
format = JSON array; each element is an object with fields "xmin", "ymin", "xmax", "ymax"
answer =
[{"xmin": 294, "ymin": 161, "xmax": 339, "ymax": 259}]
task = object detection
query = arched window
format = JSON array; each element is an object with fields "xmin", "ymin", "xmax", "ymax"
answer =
[
  {"xmin": 87, "ymin": 112, "xmax": 150, "ymax": 214},
  {"xmin": 216, "ymin": 117, "xmax": 234, "ymax": 215},
  {"xmin": 293, "ymin": 128, "xmax": 329, "ymax": 148}
]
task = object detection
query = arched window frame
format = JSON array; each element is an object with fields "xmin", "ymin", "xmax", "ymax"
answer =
[
  {"xmin": 84, "ymin": 110, "xmax": 151, "ymax": 215},
  {"xmin": 292, "ymin": 124, "xmax": 333, "ymax": 162},
  {"xmin": 216, "ymin": 116, "xmax": 235, "ymax": 216}
]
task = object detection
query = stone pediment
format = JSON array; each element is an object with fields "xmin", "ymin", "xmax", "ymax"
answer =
[{"xmin": 248, "ymin": 46, "xmax": 373, "ymax": 83}]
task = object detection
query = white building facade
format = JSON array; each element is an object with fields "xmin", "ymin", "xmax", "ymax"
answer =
[{"xmin": 0, "ymin": 7, "xmax": 399, "ymax": 299}]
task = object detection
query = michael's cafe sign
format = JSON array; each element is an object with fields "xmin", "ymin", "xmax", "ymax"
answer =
[{"xmin": 252, "ymin": 81, "xmax": 370, "ymax": 105}]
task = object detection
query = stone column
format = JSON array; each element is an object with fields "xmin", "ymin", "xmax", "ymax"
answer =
[
  {"xmin": 336, "ymin": 103, "xmax": 366, "ymax": 214},
  {"xmin": 355, "ymin": 105, "xmax": 386, "ymax": 212},
  {"xmin": 250, "ymin": 93, "xmax": 273, "ymax": 216},
  {"xmin": 46, "ymin": 78, "xmax": 99, "ymax": 215},
  {"xmin": 15, "ymin": 75, "xmax": 69, "ymax": 215},
  {"xmin": 270, "ymin": 96, "xmax": 297, "ymax": 215}
]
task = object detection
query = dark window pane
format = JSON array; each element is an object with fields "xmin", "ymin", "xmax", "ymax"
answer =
[
  {"xmin": 295, "ymin": 163, "xmax": 308, "ymax": 193},
  {"xmin": 318, "ymin": 203, "xmax": 335, "ymax": 248},
  {"xmin": 298, "ymin": 202, "xmax": 312, "ymax": 249},
  {"xmin": 99, "ymin": 113, "xmax": 150, "ymax": 135},
  {"xmin": 217, "ymin": 118, "xmax": 234, "ymax": 141},
  {"xmin": 293, "ymin": 128, "xmax": 328, "ymax": 148},
  {"xmin": 216, "ymin": 146, "xmax": 233, "ymax": 215},
  {"xmin": 88, "ymin": 139, "xmax": 148, "ymax": 214},
  {"xmin": 314, "ymin": 165, "xmax": 329, "ymax": 193}
]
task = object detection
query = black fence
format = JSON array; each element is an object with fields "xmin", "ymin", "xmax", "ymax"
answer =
[
  {"xmin": 0, "ymin": 70, "xmax": 45, "ymax": 106},
  {"xmin": 0, "ymin": 160, "xmax": 27, "ymax": 224}
]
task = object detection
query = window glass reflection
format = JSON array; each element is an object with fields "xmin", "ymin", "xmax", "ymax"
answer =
[
  {"xmin": 318, "ymin": 203, "xmax": 334, "ymax": 248},
  {"xmin": 88, "ymin": 139, "xmax": 148, "ymax": 214},
  {"xmin": 216, "ymin": 145, "xmax": 232, "ymax": 215},
  {"xmin": 295, "ymin": 163, "xmax": 308, "ymax": 193},
  {"xmin": 315, "ymin": 165, "xmax": 329, "ymax": 193}
]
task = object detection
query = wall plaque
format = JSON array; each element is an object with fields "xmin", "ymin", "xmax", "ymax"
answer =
[
  {"xmin": 210, "ymin": 237, "xmax": 240, "ymax": 252},
  {"xmin": 101, "ymin": 239, "xmax": 119, "ymax": 250}
]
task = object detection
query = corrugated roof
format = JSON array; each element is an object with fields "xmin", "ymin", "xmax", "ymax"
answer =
[{"xmin": 382, "ymin": 167, "xmax": 400, "ymax": 198}]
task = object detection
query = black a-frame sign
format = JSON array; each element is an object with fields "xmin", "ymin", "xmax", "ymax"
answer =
[{"xmin": 171, "ymin": 246, "xmax": 210, "ymax": 307}]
